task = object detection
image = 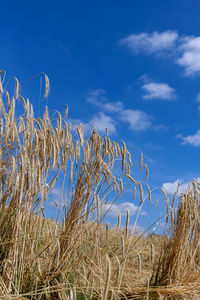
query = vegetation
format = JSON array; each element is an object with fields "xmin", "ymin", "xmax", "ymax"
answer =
[{"xmin": 0, "ymin": 71, "xmax": 199, "ymax": 299}]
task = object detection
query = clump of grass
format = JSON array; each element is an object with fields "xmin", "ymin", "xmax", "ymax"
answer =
[
  {"xmin": 151, "ymin": 179, "xmax": 200, "ymax": 297},
  {"xmin": 0, "ymin": 71, "xmax": 151, "ymax": 299},
  {"xmin": 2, "ymin": 71, "xmax": 200, "ymax": 299}
]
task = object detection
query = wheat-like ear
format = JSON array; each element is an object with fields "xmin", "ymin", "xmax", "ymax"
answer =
[
  {"xmin": 117, "ymin": 210, "xmax": 121, "ymax": 229},
  {"xmin": 119, "ymin": 178, "xmax": 123, "ymax": 193},
  {"xmin": 14, "ymin": 77, "xmax": 19, "ymax": 99},
  {"xmin": 20, "ymin": 95, "xmax": 26, "ymax": 108},
  {"xmin": 127, "ymin": 149, "xmax": 132, "ymax": 165},
  {"xmin": 140, "ymin": 153, "xmax": 143, "ymax": 171},
  {"xmin": 172, "ymin": 181, "xmax": 181, "ymax": 208},
  {"xmin": 0, "ymin": 70, "xmax": 4, "ymax": 93},
  {"xmin": 77, "ymin": 124, "xmax": 84, "ymax": 146},
  {"xmin": 125, "ymin": 208, "xmax": 130, "ymax": 238},
  {"xmin": 6, "ymin": 91, "xmax": 10, "ymax": 108},
  {"xmin": 0, "ymin": 95, "xmax": 5, "ymax": 116},
  {"xmin": 65, "ymin": 104, "xmax": 68, "ymax": 119},
  {"xmin": 44, "ymin": 74, "xmax": 50, "ymax": 98},
  {"xmin": 145, "ymin": 164, "xmax": 149, "ymax": 181},
  {"xmin": 138, "ymin": 182, "xmax": 144, "ymax": 204},
  {"xmin": 155, "ymin": 199, "xmax": 158, "ymax": 208},
  {"xmin": 0, "ymin": 118, "xmax": 3, "ymax": 137},
  {"xmin": 147, "ymin": 184, "xmax": 151, "ymax": 202},
  {"xmin": 70, "ymin": 160, "xmax": 73, "ymax": 183},
  {"xmin": 161, "ymin": 187, "xmax": 169, "ymax": 209},
  {"xmin": 133, "ymin": 187, "xmax": 136, "ymax": 201}
]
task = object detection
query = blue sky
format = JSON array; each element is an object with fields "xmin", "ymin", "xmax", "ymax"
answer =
[{"xmin": 2, "ymin": 0, "xmax": 200, "ymax": 231}]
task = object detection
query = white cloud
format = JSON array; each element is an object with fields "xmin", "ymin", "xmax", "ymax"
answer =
[
  {"xmin": 119, "ymin": 109, "xmax": 152, "ymax": 131},
  {"xmin": 162, "ymin": 178, "xmax": 200, "ymax": 195},
  {"xmin": 87, "ymin": 89, "xmax": 167, "ymax": 132},
  {"xmin": 105, "ymin": 202, "xmax": 147, "ymax": 217},
  {"xmin": 87, "ymin": 89, "xmax": 106, "ymax": 104},
  {"xmin": 82, "ymin": 88, "xmax": 166, "ymax": 134},
  {"xmin": 162, "ymin": 179, "xmax": 188, "ymax": 195},
  {"xmin": 119, "ymin": 31, "xmax": 178, "ymax": 54},
  {"xmin": 119, "ymin": 31, "xmax": 200, "ymax": 76},
  {"xmin": 178, "ymin": 130, "xmax": 200, "ymax": 146},
  {"xmin": 177, "ymin": 37, "xmax": 200, "ymax": 76},
  {"xmin": 142, "ymin": 82, "xmax": 176, "ymax": 100},
  {"xmin": 103, "ymin": 102, "xmax": 124, "ymax": 112},
  {"xmin": 87, "ymin": 89, "xmax": 124, "ymax": 113},
  {"xmin": 86, "ymin": 112, "xmax": 116, "ymax": 134},
  {"xmin": 69, "ymin": 112, "xmax": 116, "ymax": 135}
]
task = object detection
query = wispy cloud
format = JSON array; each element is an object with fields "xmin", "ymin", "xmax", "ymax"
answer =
[
  {"xmin": 86, "ymin": 89, "xmax": 167, "ymax": 132},
  {"xmin": 105, "ymin": 202, "xmax": 147, "ymax": 217},
  {"xmin": 119, "ymin": 109, "xmax": 152, "ymax": 131},
  {"xmin": 85, "ymin": 112, "xmax": 116, "ymax": 134},
  {"xmin": 87, "ymin": 89, "xmax": 106, "ymax": 105},
  {"xmin": 87, "ymin": 89, "xmax": 154, "ymax": 131},
  {"xmin": 68, "ymin": 103, "xmax": 117, "ymax": 134},
  {"xmin": 87, "ymin": 89, "xmax": 124, "ymax": 113},
  {"xmin": 120, "ymin": 31, "xmax": 200, "ymax": 76},
  {"xmin": 142, "ymin": 82, "xmax": 176, "ymax": 100},
  {"xmin": 119, "ymin": 31, "xmax": 178, "ymax": 54},
  {"xmin": 178, "ymin": 130, "xmax": 200, "ymax": 146},
  {"xmin": 70, "ymin": 86, "xmax": 167, "ymax": 134}
]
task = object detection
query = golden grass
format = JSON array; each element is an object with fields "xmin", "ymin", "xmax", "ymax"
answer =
[{"xmin": 0, "ymin": 71, "xmax": 199, "ymax": 299}]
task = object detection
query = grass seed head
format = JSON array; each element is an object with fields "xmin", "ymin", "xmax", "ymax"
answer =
[
  {"xmin": 14, "ymin": 77, "xmax": 19, "ymax": 99},
  {"xmin": 133, "ymin": 187, "xmax": 136, "ymax": 201},
  {"xmin": 140, "ymin": 153, "xmax": 143, "ymax": 171},
  {"xmin": 44, "ymin": 74, "xmax": 50, "ymax": 98}
]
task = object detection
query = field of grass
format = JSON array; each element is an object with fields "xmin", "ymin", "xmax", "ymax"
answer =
[{"xmin": 0, "ymin": 71, "xmax": 200, "ymax": 299}]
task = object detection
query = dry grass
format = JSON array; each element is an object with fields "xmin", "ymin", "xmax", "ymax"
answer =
[{"xmin": 0, "ymin": 71, "xmax": 199, "ymax": 299}]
